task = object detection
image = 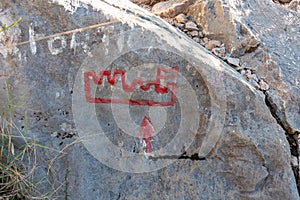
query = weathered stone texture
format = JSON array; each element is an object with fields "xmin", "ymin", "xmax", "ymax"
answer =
[
  {"xmin": 0, "ymin": 0, "xmax": 298, "ymax": 199},
  {"xmin": 152, "ymin": 0, "xmax": 195, "ymax": 17},
  {"xmin": 187, "ymin": 0, "xmax": 300, "ymax": 136}
]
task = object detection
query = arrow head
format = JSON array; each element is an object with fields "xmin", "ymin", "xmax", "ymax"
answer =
[{"xmin": 138, "ymin": 116, "xmax": 155, "ymax": 139}]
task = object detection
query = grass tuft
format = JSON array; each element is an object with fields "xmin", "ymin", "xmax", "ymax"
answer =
[{"xmin": 0, "ymin": 82, "xmax": 56, "ymax": 199}]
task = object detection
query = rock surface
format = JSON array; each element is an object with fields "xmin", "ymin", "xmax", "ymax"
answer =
[
  {"xmin": 0, "ymin": 0, "xmax": 299, "ymax": 199},
  {"xmin": 288, "ymin": 0, "xmax": 300, "ymax": 12},
  {"xmin": 187, "ymin": 0, "xmax": 300, "ymax": 137},
  {"xmin": 152, "ymin": 0, "xmax": 195, "ymax": 17}
]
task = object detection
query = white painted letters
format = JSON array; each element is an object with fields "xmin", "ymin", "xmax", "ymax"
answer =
[
  {"xmin": 47, "ymin": 36, "xmax": 67, "ymax": 55},
  {"xmin": 29, "ymin": 23, "xmax": 45, "ymax": 55}
]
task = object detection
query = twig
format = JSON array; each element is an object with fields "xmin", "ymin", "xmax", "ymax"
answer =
[
  {"xmin": 0, "ymin": 20, "xmax": 120, "ymax": 50},
  {"xmin": 0, "ymin": 17, "xmax": 22, "ymax": 33}
]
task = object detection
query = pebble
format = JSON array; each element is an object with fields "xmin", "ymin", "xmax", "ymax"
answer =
[
  {"xmin": 244, "ymin": 70, "xmax": 252, "ymax": 80},
  {"xmin": 198, "ymin": 31, "xmax": 204, "ymax": 38},
  {"xmin": 176, "ymin": 23, "xmax": 185, "ymax": 29},
  {"xmin": 240, "ymin": 69, "xmax": 246, "ymax": 76},
  {"xmin": 190, "ymin": 30, "xmax": 199, "ymax": 37},
  {"xmin": 259, "ymin": 79, "xmax": 270, "ymax": 91},
  {"xmin": 291, "ymin": 156, "xmax": 298, "ymax": 167},
  {"xmin": 242, "ymin": 37, "xmax": 260, "ymax": 52},
  {"xmin": 203, "ymin": 37, "xmax": 209, "ymax": 43},
  {"xmin": 212, "ymin": 47, "xmax": 226, "ymax": 58},
  {"xmin": 193, "ymin": 37, "xmax": 200, "ymax": 43},
  {"xmin": 226, "ymin": 57, "xmax": 240, "ymax": 68},
  {"xmin": 185, "ymin": 21, "xmax": 199, "ymax": 31},
  {"xmin": 200, "ymin": 37, "xmax": 209, "ymax": 46},
  {"xmin": 205, "ymin": 40, "xmax": 222, "ymax": 50},
  {"xmin": 251, "ymin": 73, "xmax": 259, "ymax": 82},
  {"xmin": 175, "ymin": 13, "xmax": 188, "ymax": 23}
]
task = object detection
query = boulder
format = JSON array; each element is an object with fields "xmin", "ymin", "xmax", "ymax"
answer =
[
  {"xmin": 0, "ymin": 0, "xmax": 298, "ymax": 199},
  {"xmin": 187, "ymin": 0, "xmax": 300, "ymax": 139},
  {"xmin": 152, "ymin": 0, "xmax": 195, "ymax": 17}
]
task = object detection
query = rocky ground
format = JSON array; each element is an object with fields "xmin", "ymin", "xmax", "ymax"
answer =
[{"xmin": 132, "ymin": 0, "xmax": 300, "ymax": 192}]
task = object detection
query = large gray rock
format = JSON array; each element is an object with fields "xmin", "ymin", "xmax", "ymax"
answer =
[
  {"xmin": 0, "ymin": 0, "xmax": 298, "ymax": 199},
  {"xmin": 187, "ymin": 0, "xmax": 300, "ymax": 136}
]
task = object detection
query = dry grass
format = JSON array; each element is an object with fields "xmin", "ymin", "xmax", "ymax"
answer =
[{"xmin": 0, "ymin": 82, "xmax": 56, "ymax": 199}]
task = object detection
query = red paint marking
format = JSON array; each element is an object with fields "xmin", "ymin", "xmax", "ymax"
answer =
[
  {"xmin": 0, "ymin": 74, "xmax": 9, "ymax": 77},
  {"xmin": 137, "ymin": 116, "xmax": 155, "ymax": 153},
  {"xmin": 84, "ymin": 66, "xmax": 178, "ymax": 106}
]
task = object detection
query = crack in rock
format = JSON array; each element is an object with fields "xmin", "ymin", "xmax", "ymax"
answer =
[
  {"xmin": 149, "ymin": 153, "xmax": 206, "ymax": 161},
  {"xmin": 264, "ymin": 90, "xmax": 300, "ymax": 194}
]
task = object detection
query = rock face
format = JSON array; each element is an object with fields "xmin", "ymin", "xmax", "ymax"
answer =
[
  {"xmin": 187, "ymin": 0, "xmax": 300, "ymax": 136},
  {"xmin": 0, "ymin": 0, "xmax": 299, "ymax": 199},
  {"xmin": 186, "ymin": 1, "xmax": 300, "ymax": 187},
  {"xmin": 152, "ymin": 0, "xmax": 195, "ymax": 17}
]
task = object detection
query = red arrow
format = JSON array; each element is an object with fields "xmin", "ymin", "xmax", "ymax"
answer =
[{"xmin": 137, "ymin": 116, "xmax": 155, "ymax": 153}]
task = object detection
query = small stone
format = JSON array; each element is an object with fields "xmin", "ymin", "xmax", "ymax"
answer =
[
  {"xmin": 242, "ymin": 69, "xmax": 252, "ymax": 80},
  {"xmin": 291, "ymin": 156, "xmax": 298, "ymax": 167},
  {"xmin": 226, "ymin": 57, "xmax": 240, "ymax": 68},
  {"xmin": 198, "ymin": 31, "xmax": 204, "ymax": 38},
  {"xmin": 242, "ymin": 37, "xmax": 260, "ymax": 52},
  {"xmin": 245, "ymin": 69, "xmax": 252, "ymax": 80},
  {"xmin": 259, "ymin": 79, "xmax": 270, "ymax": 91},
  {"xmin": 190, "ymin": 30, "xmax": 199, "ymax": 37},
  {"xmin": 205, "ymin": 40, "xmax": 222, "ymax": 50},
  {"xmin": 212, "ymin": 47, "xmax": 226, "ymax": 58},
  {"xmin": 240, "ymin": 69, "xmax": 246, "ymax": 76},
  {"xmin": 249, "ymin": 79, "xmax": 260, "ymax": 90},
  {"xmin": 192, "ymin": 37, "xmax": 200, "ymax": 43},
  {"xmin": 176, "ymin": 23, "xmax": 185, "ymax": 29},
  {"xmin": 201, "ymin": 37, "xmax": 209, "ymax": 44},
  {"xmin": 251, "ymin": 74, "xmax": 259, "ymax": 82},
  {"xmin": 152, "ymin": 0, "xmax": 194, "ymax": 18},
  {"xmin": 185, "ymin": 21, "xmax": 199, "ymax": 31},
  {"xmin": 175, "ymin": 13, "xmax": 188, "ymax": 23}
]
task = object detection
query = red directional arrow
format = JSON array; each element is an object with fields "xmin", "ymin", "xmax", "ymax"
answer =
[{"xmin": 137, "ymin": 116, "xmax": 155, "ymax": 153}]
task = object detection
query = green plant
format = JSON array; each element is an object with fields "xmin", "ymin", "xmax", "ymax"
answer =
[
  {"xmin": 0, "ymin": 82, "xmax": 56, "ymax": 199},
  {"xmin": 0, "ymin": 17, "xmax": 74, "ymax": 199},
  {"xmin": 0, "ymin": 17, "xmax": 22, "ymax": 33},
  {"xmin": 0, "ymin": 82, "xmax": 36, "ymax": 199}
]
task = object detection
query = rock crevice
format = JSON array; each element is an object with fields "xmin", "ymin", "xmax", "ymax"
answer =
[{"xmin": 264, "ymin": 90, "xmax": 300, "ymax": 193}]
